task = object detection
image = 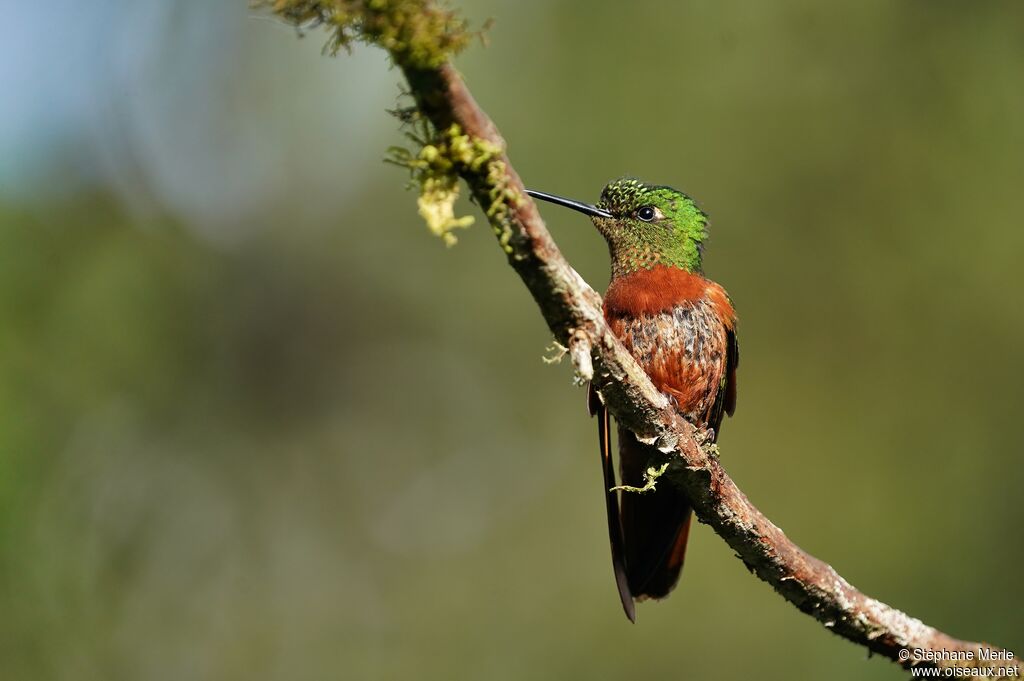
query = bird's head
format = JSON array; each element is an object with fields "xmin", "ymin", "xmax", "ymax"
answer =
[{"xmin": 528, "ymin": 177, "xmax": 708, "ymax": 278}]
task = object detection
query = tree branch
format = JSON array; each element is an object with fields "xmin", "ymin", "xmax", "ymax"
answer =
[
  {"xmin": 404, "ymin": 63, "xmax": 1019, "ymax": 676},
  {"xmin": 268, "ymin": 2, "xmax": 1020, "ymax": 675}
]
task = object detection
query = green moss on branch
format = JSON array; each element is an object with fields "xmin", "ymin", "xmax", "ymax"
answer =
[
  {"xmin": 263, "ymin": 0, "xmax": 476, "ymax": 68},
  {"xmin": 387, "ymin": 119, "xmax": 510, "ymax": 245},
  {"xmin": 262, "ymin": 0, "xmax": 504, "ymax": 243}
]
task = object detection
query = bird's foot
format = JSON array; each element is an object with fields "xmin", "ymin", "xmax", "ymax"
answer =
[
  {"xmin": 694, "ymin": 426, "xmax": 716, "ymax": 446},
  {"xmin": 693, "ymin": 427, "xmax": 721, "ymax": 459}
]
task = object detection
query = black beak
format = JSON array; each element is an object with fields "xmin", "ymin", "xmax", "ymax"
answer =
[{"xmin": 526, "ymin": 189, "xmax": 614, "ymax": 219}]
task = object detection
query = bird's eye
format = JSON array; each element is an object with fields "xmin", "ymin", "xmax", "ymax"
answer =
[{"xmin": 637, "ymin": 206, "xmax": 657, "ymax": 222}]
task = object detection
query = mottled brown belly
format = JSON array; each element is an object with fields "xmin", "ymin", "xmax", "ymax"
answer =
[{"xmin": 608, "ymin": 300, "xmax": 728, "ymax": 425}]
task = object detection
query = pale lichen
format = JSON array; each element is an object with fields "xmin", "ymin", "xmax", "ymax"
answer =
[
  {"xmin": 387, "ymin": 119, "xmax": 508, "ymax": 245},
  {"xmin": 611, "ymin": 462, "xmax": 670, "ymax": 494},
  {"xmin": 541, "ymin": 341, "xmax": 569, "ymax": 365},
  {"xmin": 568, "ymin": 332, "xmax": 594, "ymax": 384}
]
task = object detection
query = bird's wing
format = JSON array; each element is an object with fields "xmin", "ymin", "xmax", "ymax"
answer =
[
  {"xmin": 709, "ymin": 325, "xmax": 739, "ymax": 435},
  {"xmin": 725, "ymin": 327, "xmax": 738, "ymax": 417}
]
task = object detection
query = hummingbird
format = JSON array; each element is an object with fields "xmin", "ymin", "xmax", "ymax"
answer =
[{"xmin": 527, "ymin": 178, "xmax": 738, "ymax": 622}]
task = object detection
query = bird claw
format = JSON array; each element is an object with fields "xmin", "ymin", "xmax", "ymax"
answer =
[
  {"xmin": 693, "ymin": 427, "xmax": 721, "ymax": 459},
  {"xmin": 694, "ymin": 426, "xmax": 716, "ymax": 446}
]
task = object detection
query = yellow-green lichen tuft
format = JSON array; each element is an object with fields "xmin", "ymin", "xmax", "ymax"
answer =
[
  {"xmin": 610, "ymin": 463, "xmax": 670, "ymax": 495},
  {"xmin": 415, "ymin": 174, "xmax": 473, "ymax": 246},
  {"xmin": 388, "ymin": 119, "xmax": 512, "ymax": 246},
  {"xmin": 262, "ymin": 0, "xmax": 478, "ymax": 69},
  {"xmin": 483, "ymin": 156, "xmax": 520, "ymax": 254}
]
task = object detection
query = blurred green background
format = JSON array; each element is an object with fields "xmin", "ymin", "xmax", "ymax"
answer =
[{"xmin": 1, "ymin": 1, "xmax": 1022, "ymax": 679}]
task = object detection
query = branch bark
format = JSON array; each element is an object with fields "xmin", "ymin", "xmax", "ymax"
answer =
[{"xmin": 395, "ymin": 62, "xmax": 1020, "ymax": 676}]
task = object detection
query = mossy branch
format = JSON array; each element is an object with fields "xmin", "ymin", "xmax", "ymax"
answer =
[
  {"xmin": 385, "ymin": 118, "xmax": 506, "ymax": 245},
  {"xmin": 263, "ymin": 1, "xmax": 1021, "ymax": 676},
  {"xmin": 264, "ymin": 0, "xmax": 475, "ymax": 67}
]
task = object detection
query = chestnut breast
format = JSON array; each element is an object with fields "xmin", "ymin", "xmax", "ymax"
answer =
[{"xmin": 604, "ymin": 266, "xmax": 735, "ymax": 423}]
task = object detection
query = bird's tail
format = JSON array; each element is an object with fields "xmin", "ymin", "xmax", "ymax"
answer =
[{"xmin": 617, "ymin": 426, "xmax": 693, "ymax": 601}]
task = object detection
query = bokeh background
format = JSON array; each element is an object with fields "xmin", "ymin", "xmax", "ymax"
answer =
[{"xmin": 2, "ymin": 1, "xmax": 1022, "ymax": 679}]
